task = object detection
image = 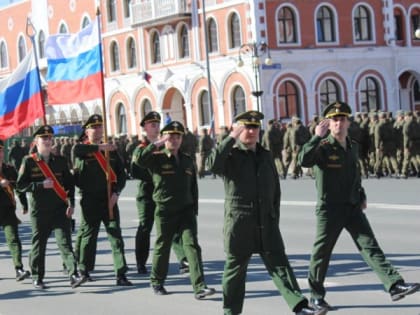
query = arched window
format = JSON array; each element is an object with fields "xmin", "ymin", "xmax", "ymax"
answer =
[
  {"xmin": 110, "ymin": 41, "xmax": 120, "ymax": 71},
  {"xmin": 232, "ymin": 86, "xmax": 246, "ymax": 117},
  {"xmin": 394, "ymin": 10, "xmax": 403, "ymax": 41},
  {"xmin": 18, "ymin": 36, "xmax": 26, "ymax": 62},
  {"xmin": 320, "ymin": 79, "xmax": 340, "ymax": 108},
  {"xmin": 123, "ymin": 0, "xmax": 131, "ymax": 18},
  {"xmin": 59, "ymin": 23, "xmax": 68, "ymax": 34},
  {"xmin": 199, "ymin": 90, "xmax": 211, "ymax": 125},
  {"xmin": 127, "ymin": 37, "xmax": 137, "ymax": 68},
  {"xmin": 0, "ymin": 41, "xmax": 8, "ymax": 68},
  {"xmin": 38, "ymin": 30, "xmax": 45, "ymax": 58},
  {"xmin": 107, "ymin": 0, "xmax": 117, "ymax": 22},
  {"xmin": 207, "ymin": 18, "xmax": 218, "ymax": 53},
  {"xmin": 354, "ymin": 5, "xmax": 372, "ymax": 41},
  {"xmin": 151, "ymin": 31, "xmax": 161, "ymax": 64},
  {"xmin": 278, "ymin": 80, "xmax": 300, "ymax": 119},
  {"xmin": 277, "ymin": 6, "xmax": 297, "ymax": 44},
  {"xmin": 316, "ymin": 6, "xmax": 335, "ymax": 43},
  {"xmin": 82, "ymin": 16, "xmax": 90, "ymax": 29},
  {"xmin": 411, "ymin": 9, "xmax": 420, "ymax": 40},
  {"xmin": 179, "ymin": 25, "xmax": 189, "ymax": 59},
  {"xmin": 229, "ymin": 13, "xmax": 241, "ymax": 49},
  {"xmin": 116, "ymin": 103, "xmax": 127, "ymax": 134},
  {"xmin": 360, "ymin": 76, "xmax": 381, "ymax": 112},
  {"xmin": 142, "ymin": 99, "xmax": 152, "ymax": 117}
]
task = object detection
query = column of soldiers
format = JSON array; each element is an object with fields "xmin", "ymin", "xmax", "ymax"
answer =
[{"xmin": 1, "ymin": 108, "xmax": 419, "ymax": 314}]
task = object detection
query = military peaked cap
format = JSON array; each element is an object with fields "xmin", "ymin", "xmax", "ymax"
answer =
[
  {"xmin": 160, "ymin": 121, "xmax": 185, "ymax": 135},
  {"xmin": 83, "ymin": 114, "xmax": 103, "ymax": 129},
  {"xmin": 140, "ymin": 111, "xmax": 161, "ymax": 127},
  {"xmin": 323, "ymin": 101, "xmax": 352, "ymax": 118},
  {"xmin": 33, "ymin": 125, "xmax": 54, "ymax": 137},
  {"xmin": 234, "ymin": 110, "xmax": 264, "ymax": 126}
]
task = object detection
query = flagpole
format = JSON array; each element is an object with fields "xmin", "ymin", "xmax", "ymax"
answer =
[
  {"xmin": 26, "ymin": 17, "xmax": 47, "ymax": 125},
  {"xmin": 96, "ymin": 8, "xmax": 114, "ymax": 220}
]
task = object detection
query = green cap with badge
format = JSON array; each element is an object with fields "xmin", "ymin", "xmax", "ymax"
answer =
[
  {"xmin": 33, "ymin": 125, "xmax": 54, "ymax": 137},
  {"xmin": 83, "ymin": 114, "xmax": 103, "ymax": 129},
  {"xmin": 323, "ymin": 101, "xmax": 352, "ymax": 119},
  {"xmin": 234, "ymin": 110, "xmax": 264, "ymax": 126},
  {"xmin": 160, "ymin": 121, "xmax": 185, "ymax": 135},
  {"xmin": 140, "ymin": 111, "xmax": 161, "ymax": 127}
]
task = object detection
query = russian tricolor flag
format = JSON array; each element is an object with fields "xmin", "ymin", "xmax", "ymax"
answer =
[
  {"xmin": 0, "ymin": 51, "xmax": 45, "ymax": 140},
  {"xmin": 46, "ymin": 17, "xmax": 102, "ymax": 105}
]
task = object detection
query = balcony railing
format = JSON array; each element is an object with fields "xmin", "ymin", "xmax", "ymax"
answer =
[{"xmin": 131, "ymin": 0, "xmax": 191, "ymax": 26}]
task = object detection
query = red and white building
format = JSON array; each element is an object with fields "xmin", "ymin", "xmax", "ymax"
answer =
[{"xmin": 1, "ymin": 0, "xmax": 420, "ymax": 137}]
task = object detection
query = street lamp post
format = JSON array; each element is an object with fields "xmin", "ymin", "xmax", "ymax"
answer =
[{"xmin": 237, "ymin": 42, "xmax": 272, "ymax": 113}]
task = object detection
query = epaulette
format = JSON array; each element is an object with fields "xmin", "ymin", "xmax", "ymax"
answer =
[{"xmin": 152, "ymin": 151, "xmax": 165, "ymax": 155}]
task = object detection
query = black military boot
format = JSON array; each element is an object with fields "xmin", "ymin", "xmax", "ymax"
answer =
[
  {"xmin": 15, "ymin": 268, "xmax": 30, "ymax": 281},
  {"xmin": 390, "ymin": 282, "xmax": 420, "ymax": 301},
  {"xmin": 116, "ymin": 274, "xmax": 133, "ymax": 286}
]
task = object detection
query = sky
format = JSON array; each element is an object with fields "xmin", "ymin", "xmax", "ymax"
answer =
[{"xmin": 0, "ymin": 0, "xmax": 23, "ymax": 9}]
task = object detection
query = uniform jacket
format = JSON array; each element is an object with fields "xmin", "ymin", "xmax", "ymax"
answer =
[
  {"xmin": 0, "ymin": 163, "xmax": 27, "ymax": 225},
  {"xmin": 131, "ymin": 139, "xmax": 154, "ymax": 199},
  {"xmin": 298, "ymin": 134, "xmax": 366, "ymax": 209},
  {"xmin": 137, "ymin": 143, "xmax": 198, "ymax": 215},
  {"xmin": 207, "ymin": 136, "xmax": 283, "ymax": 255},
  {"xmin": 16, "ymin": 153, "xmax": 74, "ymax": 214}
]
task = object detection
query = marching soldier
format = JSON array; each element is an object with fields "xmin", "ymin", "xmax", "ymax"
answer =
[
  {"xmin": 374, "ymin": 112, "xmax": 398, "ymax": 177},
  {"xmin": 262, "ymin": 119, "xmax": 286, "ymax": 178},
  {"xmin": 0, "ymin": 139, "xmax": 30, "ymax": 282},
  {"xmin": 298, "ymin": 101, "xmax": 420, "ymax": 310},
  {"xmin": 131, "ymin": 111, "xmax": 188, "ymax": 274},
  {"xmin": 137, "ymin": 121, "xmax": 215, "ymax": 299},
  {"xmin": 73, "ymin": 115, "xmax": 132, "ymax": 286},
  {"xmin": 207, "ymin": 110, "xmax": 326, "ymax": 315},
  {"xmin": 198, "ymin": 128, "xmax": 214, "ymax": 178},
  {"xmin": 16, "ymin": 126, "xmax": 84, "ymax": 289},
  {"xmin": 401, "ymin": 111, "xmax": 420, "ymax": 178}
]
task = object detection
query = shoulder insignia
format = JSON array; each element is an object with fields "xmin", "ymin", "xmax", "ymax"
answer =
[
  {"xmin": 320, "ymin": 139, "xmax": 330, "ymax": 146},
  {"xmin": 161, "ymin": 164, "xmax": 172, "ymax": 170}
]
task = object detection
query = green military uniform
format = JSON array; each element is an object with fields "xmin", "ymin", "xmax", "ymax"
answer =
[
  {"xmin": 73, "ymin": 115, "xmax": 130, "ymax": 283},
  {"xmin": 298, "ymin": 102, "xmax": 407, "ymax": 302},
  {"xmin": 16, "ymin": 126, "xmax": 79, "ymax": 286},
  {"xmin": 401, "ymin": 111, "xmax": 420, "ymax": 177},
  {"xmin": 262, "ymin": 120, "xmax": 286, "ymax": 178},
  {"xmin": 198, "ymin": 129, "xmax": 214, "ymax": 178},
  {"xmin": 393, "ymin": 111, "xmax": 405, "ymax": 174},
  {"xmin": 374, "ymin": 113, "xmax": 398, "ymax": 176},
  {"xmin": 207, "ymin": 111, "xmax": 310, "ymax": 315},
  {"xmin": 0, "ymin": 140, "xmax": 30, "ymax": 280},
  {"xmin": 131, "ymin": 111, "xmax": 187, "ymax": 274},
  {"xmin": 290, "ymin": 117, "xmax": 310, "ymax": 179},
  {"xmin": 138, "ymin": 121, "xmax": 211, "ymax": 296}
]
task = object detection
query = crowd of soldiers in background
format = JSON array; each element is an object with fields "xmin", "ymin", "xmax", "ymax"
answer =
[{"xmin": 6, "ymin": 109, "xmax": 420, "ymax": 180}]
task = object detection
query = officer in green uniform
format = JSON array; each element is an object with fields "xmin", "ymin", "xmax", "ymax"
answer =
[
  {"xmin": 137, "ymin": 121, "xmax": 215, "ymax": 299},
  {"xmin": 16, "ymin": 125, "xmax": 84, "ymax": 289},
  {"xmin": 374, "ymin": 112, "xmax": 398, "ymax": 177},
  {"xmin": 207, "ymin": 111, "xmax": 325, "ymax": 315},
  {"xmin": 298, "ymin": 101, "xmax": 420, "ymax": 310},
  {"xmin": 0, "ymin": 139, "xmax": 30, "ymax": 281},
  {"xmin": 73, "ymin": 115, "xmax": 132, "ymax": 286},
  {"xmin": 131, "ymin": 111, "xmax": 188, "ymax": 274}
]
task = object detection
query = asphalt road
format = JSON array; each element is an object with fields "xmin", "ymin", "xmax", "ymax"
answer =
[{"xmin": 1, "ymin": 176, "xmax": 420, "ymax": 315}]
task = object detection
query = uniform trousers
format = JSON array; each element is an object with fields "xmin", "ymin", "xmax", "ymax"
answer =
[
  {"xmin": 150, "ymin": 207, "xmax": 205, "ymax": 293},
  {"xmin": 309, "ymin": 204, "xmax": 404, "ymax": 299},
  {"xmin": 135, "ymin": 197, "xmax": 186, "ymax": 267},
  {"xmin": 223, "ymin": 251, "xmax": 307, "ymax": 315},
  {"xmin": 78, "ymin": 198, "xmax": 128, "ymax": 277},
  {"xmin": 1, "ymin": 223, "xmax": 24, "ymax": 269},
  {"xmin": 29, "ymin": 211, "xmax": 76, "ymax": 281}
]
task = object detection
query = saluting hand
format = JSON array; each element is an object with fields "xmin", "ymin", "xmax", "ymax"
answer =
[
  {"xmin": 153, "ymin": 134, "xmax": 170, "ymax": 147},
  {"xmin": 315, "ymin": 119, "xmax": 330, "ymax": 138},
  {"xmin": 230, "ymin": 123, "xmax": 245, "ymax": 139}
]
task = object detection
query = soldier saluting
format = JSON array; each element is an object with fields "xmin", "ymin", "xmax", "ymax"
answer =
[{"xmin": 207, "ymin": 110, "xmax": 326, "ymax": 315}]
